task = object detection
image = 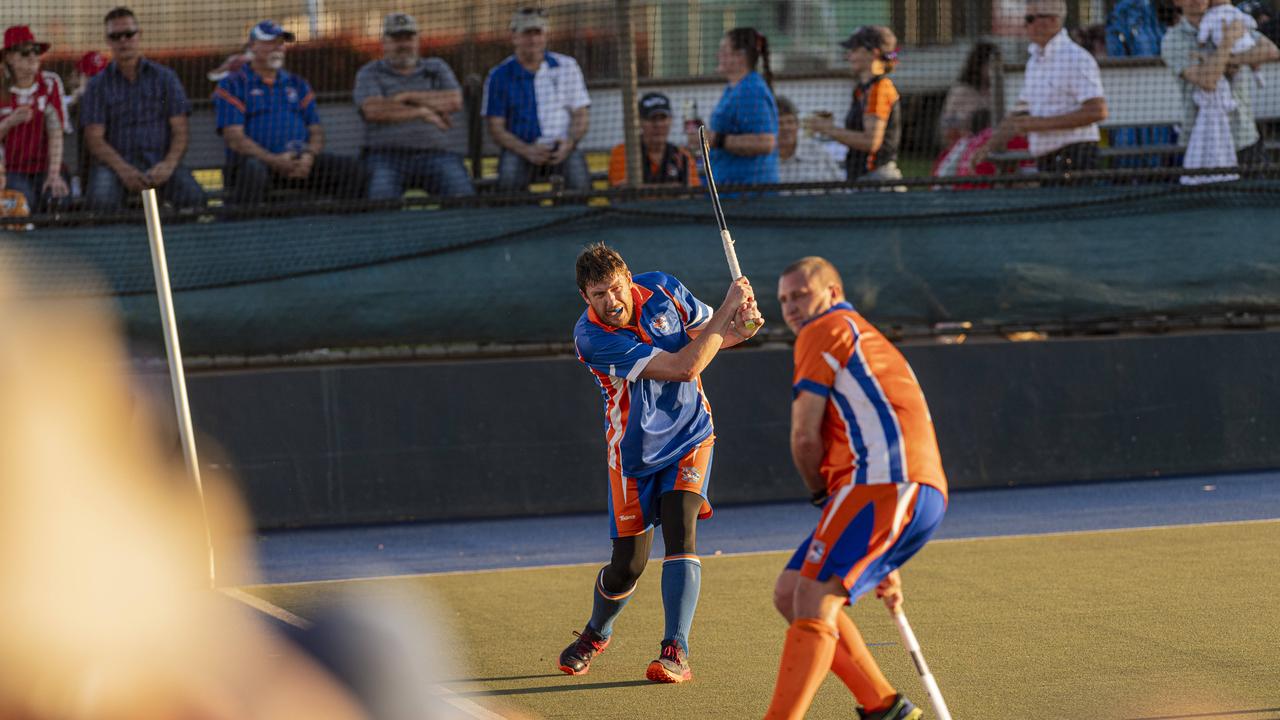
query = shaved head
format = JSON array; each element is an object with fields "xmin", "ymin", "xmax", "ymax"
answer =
[
  {"xmin": 778, "ymin": 256, "xmax": 846, "ymax": 333},
  {"xmin": 781, "ymin": 256, "xmax": 844, "ymax": 291}
]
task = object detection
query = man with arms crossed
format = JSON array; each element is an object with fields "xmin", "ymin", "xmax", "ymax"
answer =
[
  {"xmin": 762, "ymin": 257, "xmax": 948, "ymax": 720},
  {"xmin": 562, "ymin": 242, "xmax": 762, "ymax": 683},
  {"xmin": 354, "ymin": 12, "xmax": 474, "ymax": 199}
]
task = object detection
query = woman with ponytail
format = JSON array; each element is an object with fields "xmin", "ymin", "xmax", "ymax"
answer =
[
  {"xmin": 805, "ymin": 26, "xmax": 904, "ymax": 184},
  {"xmin": 692, "ymin": 27, "xmax": 778, "ymax": 186}
]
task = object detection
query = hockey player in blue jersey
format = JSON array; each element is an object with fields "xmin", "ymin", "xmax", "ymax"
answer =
[{"xmin": 561, "ymin": 242, "xmax": 763, "ymax": 683}]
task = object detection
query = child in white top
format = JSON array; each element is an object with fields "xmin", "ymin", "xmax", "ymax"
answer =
[
  {"xmin": 1198, "ymin": 0, "xmax": 1257, "ymax": 53},
  {"xmin": 1198, "ymin": 0, "xmax": 1263, "ymax": 90}
]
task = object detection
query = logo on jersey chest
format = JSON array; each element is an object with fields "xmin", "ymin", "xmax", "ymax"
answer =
[{"xmin": 649, "ymin": 311, "xmax": 678, "ymax": 336}]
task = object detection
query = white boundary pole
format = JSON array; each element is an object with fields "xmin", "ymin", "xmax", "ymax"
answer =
[{"xmin": 142, "ymin": 188, "xmax": 217, "ymax": 586}]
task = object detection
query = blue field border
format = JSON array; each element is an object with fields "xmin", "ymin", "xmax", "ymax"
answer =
[{"xmin": 252, "ymin": 470, "xmax": 1280, "ymax": 585}]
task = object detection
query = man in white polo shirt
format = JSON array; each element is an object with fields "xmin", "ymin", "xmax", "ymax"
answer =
[
  {"xmin": 483, "ymin": 7, "xmax": 592, "ymax": 192},
  {"xmin": 974, "ymin": 0, "xmax": 1108, "ymax": 175}
]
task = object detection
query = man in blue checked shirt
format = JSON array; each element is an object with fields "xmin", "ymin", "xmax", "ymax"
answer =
[
  {"xmin": 483, "ymin": 7, "xmax": 591, "ymax": 192},
  {"xmin": 214, "ymin": 21, "xmax": 364, "ymax": 205},
  {"xmin": 559, "ymin": 243, "xmax": 763, "ymax": 684},
  {"xmin": 81, "ymin": 7, "xmax": 205, "ymax": 212}
]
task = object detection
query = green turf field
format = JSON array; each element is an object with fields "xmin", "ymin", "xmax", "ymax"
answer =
[{"xmin": 248, "ymin": 520, "xmax": 1280, "ymax": 719}]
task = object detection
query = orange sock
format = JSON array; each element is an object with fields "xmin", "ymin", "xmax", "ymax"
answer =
[
  {"xmin": 762, "ymin": 618, "xmax": 838, "ymax": 720},
  {"xmin": 830, "ymin": 611, "xmax": 896, "ymax": 712}
]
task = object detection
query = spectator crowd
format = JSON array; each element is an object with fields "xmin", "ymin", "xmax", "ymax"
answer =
[{"xmin": 0, "ymin": 0, "xmax": 1277, "ymax": 223}]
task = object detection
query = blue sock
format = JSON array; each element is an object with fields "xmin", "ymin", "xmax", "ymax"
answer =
[
  {"xmin": 660, "ymin": 555, "xmax": 702, "ymax": 654},
  {"xmin": 588, "ymin": 568, "xmax": 635, "ymax": 638}
]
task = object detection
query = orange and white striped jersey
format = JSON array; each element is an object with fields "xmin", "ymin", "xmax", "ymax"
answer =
[{"xmin": 792, "ymin": 302, "xmax": 947, "ymax": 500}]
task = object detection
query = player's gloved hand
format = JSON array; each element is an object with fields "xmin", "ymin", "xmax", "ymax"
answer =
[{"xmin": 810, "ymin": 488, "xmax": 829, "ymax": 508}]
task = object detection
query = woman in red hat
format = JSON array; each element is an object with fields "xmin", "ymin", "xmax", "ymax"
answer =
[{"xmin": 0, "ymin": 25, "xmax": 70, "ymax": 211}]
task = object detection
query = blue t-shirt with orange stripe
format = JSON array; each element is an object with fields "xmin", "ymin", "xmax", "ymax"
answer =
[
  {"xmin": 214, "ymin": 66, "xmax": 319, "ymax": 157},
  {"xmin": 574, "ymin": 272, "xmax": 714, "ymax": 478}
]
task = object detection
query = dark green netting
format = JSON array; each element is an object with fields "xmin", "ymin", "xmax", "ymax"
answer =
[{"xmin": 4, "ymin": 182, "xmax": 1279, "ymax": 358}]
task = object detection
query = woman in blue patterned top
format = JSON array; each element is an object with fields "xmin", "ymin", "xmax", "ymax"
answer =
[{"xmin": 692, "ymin": 27, "xmax": 779, "ymax": 186}]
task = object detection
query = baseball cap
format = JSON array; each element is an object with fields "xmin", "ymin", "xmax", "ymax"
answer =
[
  {"xmin": 249, "ymin": 20, "xmax": 295, "ymax": 43},
  {"xmin": 638, "ymin": 92, "xmax": 672, "ymax": 119},
  {"xmin": 77, "ymin": 51, "xmax": 109, "ymax": 78},
  {"xmin": 383, "ymin": 12, "xmax": 418, "ymax": 36},
  {"xmin": 511, "ymin": 7, "xmax": 549, "ymax": 33},
  {"xmin": 839, "ymin": 25, "xmax": 894, "ymax": 53},
  {"xmin": 3, "ymin": 26, "xmax": 50, "ymax": 55}
]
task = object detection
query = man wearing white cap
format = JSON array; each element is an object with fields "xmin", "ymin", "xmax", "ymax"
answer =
[
  {"xmin": 483, "ymin": 7, "xmax": 592, "ymax": 192},
  {"xmin": 354, "ymin": 12, "xmax": 473, "ymax": 199},
  {"xmin": 214, "ymin": 20, "xmax": 364, "ymax": 205}
]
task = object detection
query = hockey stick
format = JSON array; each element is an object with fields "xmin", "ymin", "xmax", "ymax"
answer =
[
  {"xmin": 698, "ymin": 125, "xmax": 758, "ymax": 332},
  {"xmin": 891, "ymin": 607, "xmax": 954, "ymax": 720}
]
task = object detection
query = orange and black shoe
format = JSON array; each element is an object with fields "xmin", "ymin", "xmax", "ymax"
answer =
[
  {"xmin": 858, "ymin": 694, "xmax": 923, "ymax": 720},
  {"xmin": 558, "ymin": 625, "xmax": 610, "ymax": 676},
  {"xmin": 645, "ymin": 639, "xmax": 692, "ymax": 683}
]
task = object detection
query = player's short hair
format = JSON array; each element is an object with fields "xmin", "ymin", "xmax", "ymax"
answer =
[
  {"xmin": 104, "ymin": 6, "xmax": 136, "ymax": 24},
  {"xmin": 781, "ymin": 256, "xmax": 843, "ymax": 290},
  {"xmin": 576, "ymin": 242, "xmax": 629, "ymax": 292}
]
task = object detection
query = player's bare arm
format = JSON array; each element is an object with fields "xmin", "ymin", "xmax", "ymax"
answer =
[
  {"xmin": 790, "ymin": 390, "xmax": 827, "ymax": 498},
  {"xmin": 640, "ymin": 278, "xmax": 752, "ymax": 382}
]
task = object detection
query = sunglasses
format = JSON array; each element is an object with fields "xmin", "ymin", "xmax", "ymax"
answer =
[
  {"xmin": 10, "ymin": 46, "xmax": 40, "ymax": 58},
  {"xmin": 1024, "ymin": 13, "xmax": 1057, "ymax": 23},
  {"xmin": 107, "ymin": 29, "xmax": 138, "ymax": 41}
]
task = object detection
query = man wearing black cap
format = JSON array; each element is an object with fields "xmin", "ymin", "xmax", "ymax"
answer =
[
  {"xmin": 804, "ymin": 26, "xmax": 904, "ymax": 183},
  {"xmin": 354, "ymin": 13, "xmax": 473, "ymax": 199},
  {"xmin": 607, "ymin": 92, "xmax": 701, "ymax": 187}
]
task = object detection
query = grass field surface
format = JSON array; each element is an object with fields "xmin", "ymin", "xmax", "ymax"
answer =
[{"xmin": 249, "ymin": 519, "xmax": 1280, "ymax": 719}]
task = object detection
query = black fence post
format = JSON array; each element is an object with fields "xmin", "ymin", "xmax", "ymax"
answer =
[{"xmin": 465, "ymin": 73, "xmax": 484, "ymax": 180}]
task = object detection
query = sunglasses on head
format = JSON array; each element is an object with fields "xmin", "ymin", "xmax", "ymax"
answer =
[
  {"xmin": 1024, "ymin": 13, "xmax": 1057, "ymax": 23},
  {"xmin": 107, "ymin": 29, "xmax": 138, "ymax": 41}
]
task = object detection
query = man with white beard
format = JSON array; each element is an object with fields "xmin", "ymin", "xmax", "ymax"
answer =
[
  {"xmin": 214, "ymin": 20, "xmax": 365, "ymax": 205},
  {"xmin": 354, "ymin": 13, "xmax": 474, "ymax": 199}
]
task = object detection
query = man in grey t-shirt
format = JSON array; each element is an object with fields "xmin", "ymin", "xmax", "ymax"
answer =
[{"xmin": 353, "ymin": 13, "xmax": 474, "ymax": 198}]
